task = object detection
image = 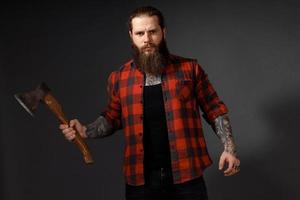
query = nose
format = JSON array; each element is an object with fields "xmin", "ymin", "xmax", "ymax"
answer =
[{"xmin": 143, "ymin": 32, "xmax": 151, "ymax": 43}]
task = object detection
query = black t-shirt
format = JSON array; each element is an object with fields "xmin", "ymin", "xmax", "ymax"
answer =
[{"xmin": 143, "ymin": 84, "xmax": 172, "ymax": 170}]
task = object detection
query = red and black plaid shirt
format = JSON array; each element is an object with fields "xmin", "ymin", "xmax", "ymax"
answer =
[{"xmin": 101, "ymin": 55, "xmax": 228, "ymax": 186}]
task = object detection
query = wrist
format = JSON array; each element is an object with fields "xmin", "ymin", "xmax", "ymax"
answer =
[{"xmin": 224, "ymin": 145, "xmax": 237, "ymax": 156}]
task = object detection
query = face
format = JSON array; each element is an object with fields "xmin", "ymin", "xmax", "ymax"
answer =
[{"xmin": 129, "ymin": 15, "xmax": 166, "ymax": 55}]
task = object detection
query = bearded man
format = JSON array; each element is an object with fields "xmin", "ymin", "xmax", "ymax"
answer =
[{"xmin": 60, "ymin": 6, "xmax": 240, "ymax": 200}]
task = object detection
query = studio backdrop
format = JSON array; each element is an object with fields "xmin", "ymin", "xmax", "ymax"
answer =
[{"xmin": 1, "ymin": 1, "xmax": 300, "ymax": 200}]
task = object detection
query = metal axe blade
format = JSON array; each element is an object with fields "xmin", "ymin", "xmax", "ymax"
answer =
[{"xmin": 14, "ymin": 93, "xmax": 35, "ymax": 117}]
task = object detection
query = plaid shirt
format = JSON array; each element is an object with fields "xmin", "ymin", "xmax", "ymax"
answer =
[{"xmin": 101, "ymin": 55, "xmax": 228, "ymax": 186}]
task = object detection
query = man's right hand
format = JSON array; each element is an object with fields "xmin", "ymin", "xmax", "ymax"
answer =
[{"xmin": 59, "ymin": 119, "xmax": 87, "ymax": 141}]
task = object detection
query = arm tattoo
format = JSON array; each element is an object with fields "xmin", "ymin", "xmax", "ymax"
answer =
[
  {"xmin": 213, "ymin": 114, "xmax": 237, "ymax": 156},
  {"xmin": 85, "ymin": 116, "xmax": 113, "ymax": 138},
  {"xmin": 145, "ymin": 73, "xmax": 161, "ymax": 86}
]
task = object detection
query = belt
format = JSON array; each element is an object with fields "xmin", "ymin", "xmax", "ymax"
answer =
[{"xmin": 144, "ymin": 167, "xmax": 173, "ymax": 187}]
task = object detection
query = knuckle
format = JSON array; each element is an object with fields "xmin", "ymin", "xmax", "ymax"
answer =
[
  {"xmin": 67, "ymin": 135, "xmax": 73, "ymax": 140},
  {"xmin": 63, "ymin": 129, "xmax": 69, "ymax": 134}
]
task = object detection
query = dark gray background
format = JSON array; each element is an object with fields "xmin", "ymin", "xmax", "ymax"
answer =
[{"xmin": 1, "ymin": 1, "xmax": 300, "ymax": 200}]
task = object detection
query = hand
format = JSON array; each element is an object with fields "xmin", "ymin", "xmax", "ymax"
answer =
[
  {"xmin": 59, "ymin": 119, "xmax": 87, "ymax": 141},
  {"xmin": 218, "ymin": 151, "xmax": 240, "ymax": 176}
]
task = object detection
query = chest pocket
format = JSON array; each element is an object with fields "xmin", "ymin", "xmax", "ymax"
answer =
[{"xmin": 176, "ymin": 79, "xmax": 194, "ymax": 102}]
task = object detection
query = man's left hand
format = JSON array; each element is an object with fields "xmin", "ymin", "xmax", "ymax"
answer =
[{"xmin": 218, "ymin": 151, "xmax": 240, "ymax": 176}]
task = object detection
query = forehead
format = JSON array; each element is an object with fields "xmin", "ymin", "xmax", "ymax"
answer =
[{"xmin": 131, "ymin": 15, "xmax": 160, "ymax": 32}]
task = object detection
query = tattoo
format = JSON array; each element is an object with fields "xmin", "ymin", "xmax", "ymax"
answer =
[
  {"xmin": 145, "ymin": 73, "xmax": 161, "ymax": 86},
  {"xmin": 213, "ymin": 114, "xmax": 237, "ymax": 155},
  {"xmin": 85, "ymin": 116, "xmax": 113, "ymax": 138}
]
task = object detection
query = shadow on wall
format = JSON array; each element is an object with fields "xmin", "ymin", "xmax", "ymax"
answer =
[
  {"xmin": 206, "ymin": 155, "xmax": 286, "ymax": 200},
  {"xmin": 260, "ymin": 93, "xmax": 300, "ymax": 200},
  {"xmin": 205, "ymin": 92, "xmax": 300, "ymax": 200}
]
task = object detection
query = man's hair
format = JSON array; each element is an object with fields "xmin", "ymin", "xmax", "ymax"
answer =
[{"xmin": 127, "ymin": 6, "xmax": 165, "ymax": 31}]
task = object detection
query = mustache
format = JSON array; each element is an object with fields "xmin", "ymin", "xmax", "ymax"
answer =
[{"xmin": 141, "ymin": 43, "xmax": 157, "ymax": 50}]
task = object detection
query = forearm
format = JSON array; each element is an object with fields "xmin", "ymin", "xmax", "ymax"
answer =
[
  {"xmin": 213, "ymin": 114, "xmax": 237, "ymax": 155},
  {"xmin": 85, "ymin": 116, "xmax": 113, "ymax": 138}
]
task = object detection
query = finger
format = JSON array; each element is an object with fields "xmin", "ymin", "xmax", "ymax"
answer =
[
  {"xmin": 225, "ymin": 171, "xmax": 235, "ymax": 176},
  {"xmin": 62, "ymin": 127, "xmax": 73, "ymax": 133},
  {"xmin": 224, "ymin": 159, "xmax": 234, "ymax": 174},
  {"xmin": 225, "ymin": 170, "xmax": 235, "ymax": 176},
  {"xmin": 69, "ymin": 120, "xmax": 76, "ymax": 128},
  {"xmin": 225, "ymin": 161, "xmax": 241, "ymax": 176},
  {"xmin": 225, "ymin": 167, "xmax": 240, "ymax": 176},
  {"xmin": 65, "ymin": 131, "xmax": 76, "ymax": 140},
  {"xmin": 62, "ymin": 128, "xmax": 74, "ymax": 135},
  {"xmin": 219, "ymin": 156, "xmax": 225, "ymax": 170},
  {"xmin": 59, "ymin": 124, "xmax": 68, "ymax": 130},
  {"xmin": 233, "ymin": 160, "xmax": 240, "ymax": 170},
  {"xmin": 66, "ymin": 134, "xmax": 76, "ymax": 141},
  {"xmin": 70, "ymin": 119, "xmax": 80, "ymax": 127},
  {"xmin": 74, "ymin": 122, "xmax": 82, "ymax": 132},
  {"xmin": 235, "ymin": 162, "xmax": 241, "ymax": 171},
  {"xmin": 224, "ymin": 164, "xmax": 234, "ymax": 174}
]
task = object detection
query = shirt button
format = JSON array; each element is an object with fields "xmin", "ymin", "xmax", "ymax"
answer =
[
  {"xmin": 140, "ymin": 149, "xmax": 143, "ymax": 152},
  {"xmin": 139, "ymin": 132, "xmax": 142, "ymax": 136},
  {"xmin": 140, "ymin": 85, "xmax": 143, "ymax": 88}
]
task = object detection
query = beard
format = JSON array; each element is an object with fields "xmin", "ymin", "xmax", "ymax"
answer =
[{"xmin": 132, "ymin": 38, "xmax": 170, "ymax": 76}]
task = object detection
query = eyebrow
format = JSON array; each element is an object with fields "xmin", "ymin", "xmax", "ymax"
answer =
[{"xmin": 134, "ymin": 28, "xmax": 158, "ymax": 34}]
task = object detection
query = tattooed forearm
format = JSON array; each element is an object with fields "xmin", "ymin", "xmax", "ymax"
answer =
[
  {"xmin": 213, "ymin": 114, "xmax": 237, "ymax": 155},
  {"xmin": 85, "ymin": 116, "xmax": 113, "ymax": 138}
]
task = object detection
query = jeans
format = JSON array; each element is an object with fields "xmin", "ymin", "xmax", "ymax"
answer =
[{"xmin": 126, "ymin": 167, "xmax": 208, "ymax": 200}]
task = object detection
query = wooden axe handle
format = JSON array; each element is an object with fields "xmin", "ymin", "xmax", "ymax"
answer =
[{"xmin": 43, "ymin": 93, "xmax": 94, "ymax": 164}]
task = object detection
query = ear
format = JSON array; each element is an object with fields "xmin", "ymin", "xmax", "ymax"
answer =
[
  {"xmin": 129, "ymin": 30, "xmax": 133, "ymax": 38},
  {"xmin": 163, "ymin": 28, "xmax": 166, "ymax": 38}
]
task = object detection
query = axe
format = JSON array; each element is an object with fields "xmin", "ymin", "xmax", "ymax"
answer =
[{"xmin": 14, "ymin": 82, "xmax": 94, "ymax": 164}]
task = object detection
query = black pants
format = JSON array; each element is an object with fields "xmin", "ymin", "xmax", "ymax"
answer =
[{"xmin": 126, "ymin": 167, "xmax": 208, "ymax": 200}]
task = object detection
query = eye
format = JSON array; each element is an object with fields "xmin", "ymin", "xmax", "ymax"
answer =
[
  {"xmin": 149, "ymin": 30, "xmax": 156, "ymax": 34},
  {"xmin": 136, "ymin": 32, "xmax": 144, "ymax": 36}
]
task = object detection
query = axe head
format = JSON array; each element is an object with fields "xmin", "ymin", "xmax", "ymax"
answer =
[{"xmin": 14, "ymin": 82, "xmax": 51, "ymax": 116}]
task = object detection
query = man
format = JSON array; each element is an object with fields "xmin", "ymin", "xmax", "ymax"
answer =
[{"xmin": 60, "ymin": 6, "xmax": 240, "ymax": 200}]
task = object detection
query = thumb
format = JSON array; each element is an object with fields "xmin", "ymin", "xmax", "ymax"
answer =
[
  {"xmin": 219, "ymin": 156, "xmax": 225, "ymax": 170},
  {"xmin": 69, "ymin": 119, "xmax": 80, "ymax": 130},
  {"xmin": 72, "ymin": 119, "xmax": 83, "ymax": 132}
]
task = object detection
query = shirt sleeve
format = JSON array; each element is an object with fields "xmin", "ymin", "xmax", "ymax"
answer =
[
  {"xmin": 100, "ymin": 71, "xmax": 122, "ymax": 132},
  {"xmin": 193, "ymin": 61, "xmax": 229, "ymax": 124}
]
